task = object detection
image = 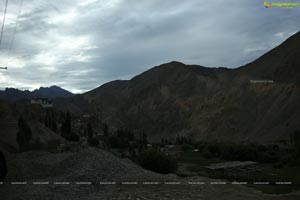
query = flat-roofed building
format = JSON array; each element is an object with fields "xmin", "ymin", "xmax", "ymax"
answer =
[
  {"xmin": 31, "ymin": 98, "xmax": 53, "ymax": 108},
  {"xmin": 206, "ymin": 161, "xmax": 257, "ymax": 177}
]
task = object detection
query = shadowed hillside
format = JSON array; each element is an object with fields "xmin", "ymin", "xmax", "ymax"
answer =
[
  {"xmin": 55, "ymin": 32, "xmax": 300, "ymax": 144},
  {"xmin": 0, "ymin": 101, "xmax": 65, "ymax": 153}
]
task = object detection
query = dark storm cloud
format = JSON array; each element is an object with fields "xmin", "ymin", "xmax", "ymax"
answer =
[{"xmin": 0, "ymin": 0, "xmax": 299, "ymax": 93}]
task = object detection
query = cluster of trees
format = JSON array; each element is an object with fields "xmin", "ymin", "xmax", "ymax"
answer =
[
  {"xmin": 85, "ymin": 122, "xmax": 99, "ymax": 147},
  {"xmin": 40, "ymin": 109, "xmax": 142, "ymax": 150},
  {"xmin": 156, "ymin": 131, "xmax": 300, "ymax": 169},
  {"xmin": 138, "ymin": 148, "xmax": 178, "ymax": 174},
  {"xmin": 104, "ymin": 128, "xmax": 147, "ymax": 150},
  {"xmin": 106, "ymin": 129, "xmax": 135, "ymax": 149},
  {"xmin": 175, "ymin": 136, "xmax": 192, "ymax": 145},
  {"xmin": 16, "ymin": 117, "xmax": 32, "ymax": 152},
  {"xmin": 291, "ymin": 130, "xmax": 300, "ymax": 152},
  {"xmin": 41, "ymin": 110, "xmax": 81, "ymax": 142},
  {"xmin": 61, "ymin": 112, "xmax": 79, "ymax": 141},
  {"xmin": 105, "ymin": 129, "xmax": 135, "ymax": 149},
  {"xmin": 192, "ymin": 140, "xmax": 300, "ymax": 168},
  {"xmin": 40, "ymin": 109, "xmax": 78, "ymax": 141},
  {"xmin": 160, "ymin": 136, "xmax": 193, "ymax": 146},
  {"xmin": 43, "ymin": 109, "xmax": 58, "ymax": 132},
  {"xmin": 160, "ymin": 138, "xmax": 172, "ymax": 146}
]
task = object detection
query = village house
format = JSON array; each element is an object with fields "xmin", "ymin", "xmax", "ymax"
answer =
[
  {"xmin": 30, "ymin": 98, "xmax": 53, "ymax": 108},
  {"xmin": 205, "ymin": 161, "xmax": 258, "ymax": 178}
]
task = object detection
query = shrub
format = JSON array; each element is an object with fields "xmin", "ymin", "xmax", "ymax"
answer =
[
  {"xmin": 107, "ymin": 129, "xmax": 135, "ymax": 149},
  {"xmin": 207, "ymin": 143, "xmax": 221, "ymax": 156},
  {"xmin": 202, "ymin": 148, "xmax": 213, "ymax": 159},
  {"xmin": 287, "ymin": 152, "xmax": 300, "ymax": 166},
  {"xmin": 69, "ymin": 133, "xmax": 80, "ymax": 142},
  {"xmin": 88, "ymin": 137, "xmax": 99, "ymax": 147},
  {"xmin": 107, "ymin": 135, "xmax": 128, "ymax": 149},
  {"xmin": 181, "ymin": 144, "xmax": 193, "ymax": 152},
  {"xmin": 273, "ymin": 162, "xmax": 284, "ymax": 169},
  {"xmin": 61, "ymin": 112, "xmax": 72, "ymax": 140},
  {"xmin": 17, "ymin": 117, "xmax": 32, "ymax": 152},
  {"xmin": 0, "ymin": 151, "xmax": 7, "ymax": 181},
  {"xmin": 30, "ymin": 138, "xmax": 43, "ymax": 150},
  {"xmin": 138, "ymin": 148, "xmax": 178, "ymax": 174},
  {"xmin": 257, "ymin": 145, "xmax": 267, "ymax": 152},
  {"xmin": 291, "ymin": 130, "xmax": 300, "ymax": 152}
]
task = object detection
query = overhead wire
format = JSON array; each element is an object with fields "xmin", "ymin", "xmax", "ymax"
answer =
[
  {"xmin": 0, "ymin": 0, "xmax": 8, "ymax": 46},
  {"xmin": 0, "ymin": 0, "xmax": 24, "ymax": 87},
  {"xmin": 6, "ymin": 0, "xmax": 24, "ymax": 68},
  {"xmin": 0, "ymin": 0, "xmax": 9, "ymax": 90}
]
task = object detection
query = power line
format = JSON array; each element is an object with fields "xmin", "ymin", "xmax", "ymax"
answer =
[
  {"xmin": 0, "ymin": 0, "xmax": 9, "ymax": 46},
  {"xmin": 9, "ymin": 0, "xmax": 24, "ymax": 52},
  {"xmin": 6, "ymin": 0, "xmax": 24, "ymax": 68}
]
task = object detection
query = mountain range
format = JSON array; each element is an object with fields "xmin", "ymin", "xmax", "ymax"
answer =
[
  {"xmin": 56, "ymin": 31, "xmax": 300, "ymax": 144},
  {"xmin": 1, "ymin": 32, "xmax": 300, "ymax": 145},
  {"xmin": 0, "ymin": 86, "xmax": 74, "ymax": 102}
]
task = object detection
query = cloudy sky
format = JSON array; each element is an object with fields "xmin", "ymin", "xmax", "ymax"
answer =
[{"xmin": 0, "ymin": 0, "xmax": 299, "ymax": 93}]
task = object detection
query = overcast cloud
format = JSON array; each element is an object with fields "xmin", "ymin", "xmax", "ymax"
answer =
[{"xmin": 0, "ymin": 0, "xmax": 299, "ymax": 93}]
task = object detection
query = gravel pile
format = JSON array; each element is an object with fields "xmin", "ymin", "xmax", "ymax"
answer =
[
  {"xmin": 4, "ymin": 149, "xmax": 164, "ymax": 182},
  {"xmin": 0, "ymin": 149, "xmax": 167, "ymax": 199},
  {"xmin": 1, "ymin": 150, "xmax": 299, "ymax": 200}
]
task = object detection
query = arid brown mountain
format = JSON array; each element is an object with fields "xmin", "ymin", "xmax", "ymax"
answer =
[
  {"xmin": 57, "ymin": 32, "xmax": 300, "ymax": 144},
  {"xmin": 0, "ymin": 100, "xmax": 65, "ymax": 153},
  {"xmin": 0, "ymin": 85, "xmax": 74, "ymax": 102}
]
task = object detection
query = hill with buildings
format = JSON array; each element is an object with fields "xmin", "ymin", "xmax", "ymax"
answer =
[{"xmin": 57, "ymin": 32, "xmax": 300, "ymax": 144}]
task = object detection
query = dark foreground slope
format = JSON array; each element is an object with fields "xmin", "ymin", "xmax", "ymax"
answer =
[
  {"xmin": 1, "ymin": 149, "xmax": 299, "ymax": 200},
  {"xmin": 58, "ymin": 32, "xmax": 300, "ymax": 143}
]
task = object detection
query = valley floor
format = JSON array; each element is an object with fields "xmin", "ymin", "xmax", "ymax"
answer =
[{"xmin": 0, "ymin": 150, "xmax": 299, "ymax": 200}]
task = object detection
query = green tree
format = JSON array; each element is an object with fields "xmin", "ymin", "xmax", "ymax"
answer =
[
  {"xmin": 291, "ymin": 130, "xmax": 300, "ymax": 152},
  {"xmin": 61, "ymin": 112, "xmax": 71, "ymax": 140},
  {"xmin": 140, "ymin": 132, "xmax": 148, "ymax": 145},
  {"xmin": 138, "ymin": 148, "xmax": 178, "ymax": 174},
  {"xmin": 87, "ymin": 122, "xmax": 93, "ymax": 139},
  {"xmin": 87, "ymin": 122, "xmax": 98, "ymax": 146},
  {"xmin": 103, "ymin": 123, "xmax": 109, "ymax": 137},
  {"xmin": 61, "ymin": 112, "xmax": 79, "ymax": 141},
  {"xmin": 17, "ymin": 116, "xmax": 32, "ymax": 152},
  {"xmin": 44, "ymin": 110, "xmax": 57, "ymax": 133}
]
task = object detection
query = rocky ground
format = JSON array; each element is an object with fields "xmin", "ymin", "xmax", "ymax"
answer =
[{"xmin": 0, "ymin": 149, "xmax": 299, "ymax": 200}]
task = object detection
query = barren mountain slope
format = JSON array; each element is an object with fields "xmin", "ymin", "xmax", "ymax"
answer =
[{"xmin": 56, "ymin": 32, "xmax": 300, "ymax": 143}]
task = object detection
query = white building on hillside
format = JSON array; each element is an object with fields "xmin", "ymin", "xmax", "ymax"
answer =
[{"xmin": 30, "ymin": 98, "xmax": 53, "ymax": 108}]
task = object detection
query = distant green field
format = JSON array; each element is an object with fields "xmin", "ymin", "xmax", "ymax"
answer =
[
  {"xmin": 177, "ymin": 151, "xmax": 224, "ymax": 176},
  {"xmin": 248, "ymin": 167, "xmax": 300, "ymax": 194},
  {"xmin": 247, "ymin": 184, "xmax": 299, "ymax": 194},
  {"xmin": 177, "ymin": 151, "xmax": 300, "ymax": 194},
  {"xmin": 178, "ymin": 151, "xmax": 224, "ymax": 165},
  {"xmin": 274, "ymin": 167, "xmax": 300, "ymax": 182}
]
